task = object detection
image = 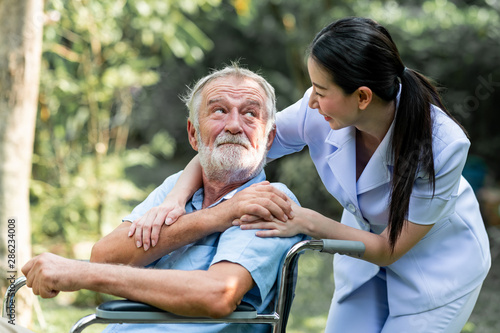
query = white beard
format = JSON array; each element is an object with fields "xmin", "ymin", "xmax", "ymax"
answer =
[{"xmin": 197, "ymin": 131, "xmax": 268, "ymax": 184}]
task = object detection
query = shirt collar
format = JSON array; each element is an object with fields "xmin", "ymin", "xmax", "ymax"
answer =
[{"xmin": 189, "ymin": 170, "xmax": 267, "ymax": 211}]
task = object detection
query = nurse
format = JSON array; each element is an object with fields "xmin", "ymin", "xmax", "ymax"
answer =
[{"xmin": 130, "ymin": 17, "xmax": 491, "ymax": 332}]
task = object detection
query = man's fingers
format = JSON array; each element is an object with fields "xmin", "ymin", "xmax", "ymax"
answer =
[
  {"xmin": 39, "ymin": 288, "xmax": 59, "ymax": 299},
  {"xmin": 263, "ymin": 192, "xmax": 292, "ymax": 220},
  {"xmin": 238, "ymin": 185, "xmax": 293, "ymax": 221},
  {"xmin": 21, "ymin": 258, "xmax": 35, "ymax": 278},
  {"xmin": 243, "ymin": 198, "xmax": 288, "ymax": 222},
  {"xmin": 239, "ymin": 214, "xmax": 260, "ymax": 223},
  {"xmin": 253, "ymin": 183, "xmax": 289, "ymax": 202}
]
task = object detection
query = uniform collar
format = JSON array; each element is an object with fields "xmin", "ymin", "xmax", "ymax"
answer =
[
  {"xmin": 356, "ymin": 120, "xmax": 394, "ymax": 194},
  {"xmin": 324, "ymin": 85, "xmax": 401, "ymax": 201}
]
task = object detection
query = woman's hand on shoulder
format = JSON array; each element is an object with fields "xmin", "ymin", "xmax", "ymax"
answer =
[
  {"xmin": 229, "ymin": 181, "xmax": 294, "ymax": 223},
  {"xmin": 233, "ymin": 200, "xmax": 305, "ymax": 238}
]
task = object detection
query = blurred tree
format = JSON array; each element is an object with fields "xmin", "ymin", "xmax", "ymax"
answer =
[
  {"xmin": 31, "ymin": 0, "xmax": 223, "ymax": 255},
  {"xmin": 0, "ymin": 0, "xmax": 44, "ymax": 326},
  {"xmin": 26, "ymin": 0, "xmax": 500, "ymax": 331}
]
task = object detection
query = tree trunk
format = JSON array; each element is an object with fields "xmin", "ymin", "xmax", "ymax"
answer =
[{"xmin": 0, "ymin": 0, "xmax": 43, "ymax": 327}]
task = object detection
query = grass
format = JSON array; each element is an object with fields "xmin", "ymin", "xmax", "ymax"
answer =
[{"xmin": 30, "ymin": 298, "xmax": 105, "ymax": 333}]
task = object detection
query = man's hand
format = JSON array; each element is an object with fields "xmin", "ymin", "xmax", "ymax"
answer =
[
  {"xmin": 21, "ymin": 253, "xmax": 87, "ymax": 298},
  {"xmin": 229, "ymin": 181, "xmax": 293, "ymax": 222},
  {"xmin": 127, "ymin": 181, "xmax": 292, "ymax": 252},
  {"xmin": 234, "ymin": 200, "xmax": 305, "ymax": 238}
]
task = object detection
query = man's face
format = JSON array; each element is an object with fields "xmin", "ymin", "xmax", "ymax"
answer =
[{"xmin": 188, "ymin": 75, "xmax": 274, "ymax": 183}]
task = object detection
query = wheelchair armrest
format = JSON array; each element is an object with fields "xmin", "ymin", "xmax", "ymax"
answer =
[
  {"xmin": 320, "ymin": 239, "xmax": 365, "ymax": 258},
  {"xmin": 96, "ymin": 299, "xmax": 257, "ymax": 321}
]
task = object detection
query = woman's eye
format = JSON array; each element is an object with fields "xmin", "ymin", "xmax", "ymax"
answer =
[
  {"xmin": 315, "ymin": 92, "xmax": 323, "ymax": 97},
  {"xmin": 245, "ymin": 111, "xmax": 256, "ymax": 117}
]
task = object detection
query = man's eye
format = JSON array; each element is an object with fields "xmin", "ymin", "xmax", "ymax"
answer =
[
  {"xmin": 315, "ymin": 92, "xmax": 323, "ymax": 97},
  {"xmin": 245, "ymin": 111, "xmax": 256, "ymax": 117},
  {"xmin": 214, "ymin": 109, "xmax": 224, "ymax": 114}
]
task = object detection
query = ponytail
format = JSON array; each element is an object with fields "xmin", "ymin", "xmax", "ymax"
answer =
[
  {"xmin": 388, "ymin": 67, "xmax": 466, "ymax": 251},
  {"xmin": 388, "ymin": 68, "xmax": 436, "ymax": 251},
  {"xmin": 309, "ymin": 17, "xmax": 466, "ymax": 252}
]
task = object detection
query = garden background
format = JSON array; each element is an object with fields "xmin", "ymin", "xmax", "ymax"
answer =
[{"xmin": 1, "ymin": 0, "xmax": 499, "ymax": 332}]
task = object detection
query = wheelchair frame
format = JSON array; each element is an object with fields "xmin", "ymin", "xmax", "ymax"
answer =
[{"xmin": 3, "ymin": 239, "xmax": 365, "ymax": 333}]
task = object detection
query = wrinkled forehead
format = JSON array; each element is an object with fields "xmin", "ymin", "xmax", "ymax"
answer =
[{"xmin": 201, "ymin": 76, "xmax": 267, "ymax": 108}]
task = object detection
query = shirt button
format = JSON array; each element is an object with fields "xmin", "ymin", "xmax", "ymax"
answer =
[{"xmin": 347, "ymin": 203, "xmax": 356, "ymax": 213}]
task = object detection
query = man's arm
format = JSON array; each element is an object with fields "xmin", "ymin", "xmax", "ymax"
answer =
[
  {"xmin": 91, "ymin": 183, "xmax": 293, "ymax": 267},
  {"xmin": 22, "ymin": 253, "xmax": 254, "ymax": 318},
  {"xmin": 90, "ymin": 203, "xmax": 233, "ymax": 267}
]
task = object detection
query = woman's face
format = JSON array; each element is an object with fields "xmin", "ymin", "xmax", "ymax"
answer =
[{"xmin": 307, "ymin": 57, "xmax": 361, "ymax": 130}]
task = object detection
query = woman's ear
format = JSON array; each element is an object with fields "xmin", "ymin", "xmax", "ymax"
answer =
[{"xmin": 357, "ymin": 86, "xmax": 373, "ymax": 110}]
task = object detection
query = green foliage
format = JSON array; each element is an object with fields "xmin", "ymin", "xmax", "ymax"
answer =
[
  {"xmin": 31, "ymin": 0, "xmax": 222, "ymax": 254},
  {"xmin": 287, "ymin": 251, "xmax": 334, "ymax": 331},
  {"xmin": 29, "ymin": 0, "xmax": 500, "ymax": 331}
]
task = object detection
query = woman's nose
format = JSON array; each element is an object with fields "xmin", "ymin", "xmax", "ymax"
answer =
[{"xmin": 308, "ymin": 92, "xmax": 319, "ymax": 110}]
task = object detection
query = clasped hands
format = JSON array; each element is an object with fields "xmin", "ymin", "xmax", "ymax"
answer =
[{"xmin": 129, "ymin": 181, "xmax": 303, "ymax": 250}]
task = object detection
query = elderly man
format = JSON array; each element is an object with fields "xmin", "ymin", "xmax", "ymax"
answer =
[{"xmin": 21, "ymin": 65, "xmax": 305, "ymax": 333}]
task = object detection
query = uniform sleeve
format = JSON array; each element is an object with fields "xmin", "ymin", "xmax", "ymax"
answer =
[
  {"xmin": 122, "ymin": 171, "xmax": 182, "ymax": 222},
  {"xmin": 267, "ymin": 89, "xmax": 312, "ymax": 160},
  {"xmin": 408, "ymin": 137, "xmax": 470, "ymax": 224}
]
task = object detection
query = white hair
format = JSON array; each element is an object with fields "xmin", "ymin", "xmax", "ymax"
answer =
[{"xmin": 182, "ymin": 62, "xmax": 276, "ymax": 136}]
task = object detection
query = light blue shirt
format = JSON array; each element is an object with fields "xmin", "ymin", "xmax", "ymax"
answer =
[
  {"xmin": 103, "ymin": 170, "xmax": 305, "ymax": 332},
  {"xmin": 268, "ymin": 87, "xmax": 491, "ymax": 315}
]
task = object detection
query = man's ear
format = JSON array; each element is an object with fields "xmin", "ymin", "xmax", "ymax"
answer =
[
  {"xmin": 357, "ymin": 86, "xmax": 373, "ymax": 110},
  {"xmin": 265, "ymin": 125, "xmax": 276, "ymax": 152},
  {"xmin": 187, "ymin": 119, "xmax": 199, "ymax": 151}
]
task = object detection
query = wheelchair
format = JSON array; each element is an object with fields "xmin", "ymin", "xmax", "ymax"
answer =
[{"xmin": 3, "ymin": 239, "xmax": 365, "ymax": 333}]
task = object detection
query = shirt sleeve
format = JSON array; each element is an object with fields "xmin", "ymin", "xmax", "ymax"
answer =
[
  {"xmin": 210, "ymin": 182, "xmax": 305, "ymax": 308},
  {"xmin": 408, "ymin": 137, "xmax": 470, "ymax": 225},
  {"xmin": 211, "ymin": 228, "xmax": 304, "ymax": 308},
  {"xmin": 122, "ymin": 171, "xmax": 182, "ymax": 222}
]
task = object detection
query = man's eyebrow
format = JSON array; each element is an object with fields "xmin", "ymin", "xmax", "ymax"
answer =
[
  {"xmin": 207, "ymin": 98, "xmax": 223, "ymax": 105},
  {"xmin": 246, "ymin": 99, "xmax": 262, "ymax": 107}
]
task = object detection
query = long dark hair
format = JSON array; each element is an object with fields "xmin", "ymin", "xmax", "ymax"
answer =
[{"xmin": 308, "ymin": 17, "xmax": 465, "ymax": 251}]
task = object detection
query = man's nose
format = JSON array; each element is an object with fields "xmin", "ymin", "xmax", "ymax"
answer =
[{"xmin": 224, "ymin": 109, "xmax": 243, "ymax": 134}]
